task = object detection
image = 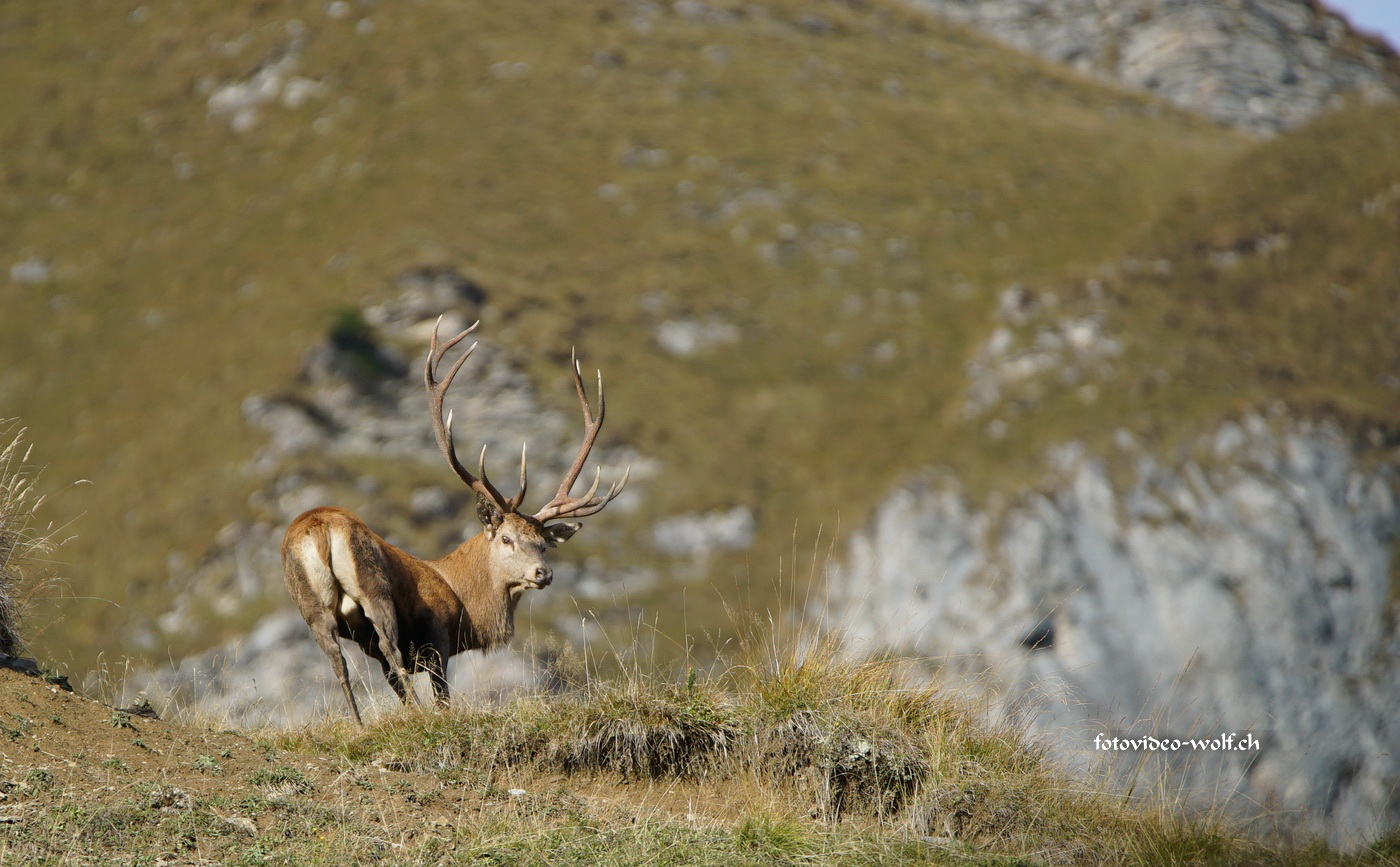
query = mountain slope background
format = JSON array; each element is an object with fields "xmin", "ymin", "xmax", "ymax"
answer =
[
  {"xmin": 1, "ymin": 0, "xmax": 1243, "ymax": 666},
  {"xmin": 3, "ymin": 0, "xmax": 1399, "ymax": 848},
  {"xmin": 827, "ymin": 99, "xmax": 1400, "ymax": 847}
]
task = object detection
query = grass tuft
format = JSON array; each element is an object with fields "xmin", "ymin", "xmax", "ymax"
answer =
[
  {"xmin": 733, "ymin": 813, "xmax": 820, "ymax": 861},
  {"xmin": 0, "ymin": 420, "xmax": 64, "ymax": 657},
  {"xmin": 555, "ymin": 675, "xmax": 740, "ymax": 780}
]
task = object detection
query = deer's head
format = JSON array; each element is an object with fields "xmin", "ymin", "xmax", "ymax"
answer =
[
  {"xmin": 425, "ymin": 319, "xmax": 628, "ymax": 597},
  {"xmin": 474, "ymin": 502, "xmax": 580, "ymax": 593}
]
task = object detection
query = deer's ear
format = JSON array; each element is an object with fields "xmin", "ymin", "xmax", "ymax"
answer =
[
  {"xmin": 542, "ymin": 521, "xmax": 581, "ymax": 547},
  {"xmin": 476, "ymin": 496, "xmax": 504, "ymax": 536}
]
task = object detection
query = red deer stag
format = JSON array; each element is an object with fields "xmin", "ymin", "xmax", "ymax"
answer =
[{"xmin": 281, "ymin": 319, "xmax": 628, "ymax": 724}]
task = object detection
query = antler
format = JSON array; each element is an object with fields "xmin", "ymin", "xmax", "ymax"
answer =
[
  {"xmin": 507, "ymin": 442, "xmax": 528, "ymax": 511},
  {"xmin": 424, "ymin": 318, "xmax": 515, "ymax": 513},
  {"xmin": 533, "ymin": 349, "xmax": 630, "ymax": 523}
]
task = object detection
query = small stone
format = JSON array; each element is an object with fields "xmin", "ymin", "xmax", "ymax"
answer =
[
  {"xmin": 223, "ymin": 816, "xmax": 257, "ymax": 836},
  {"xmin": 655, "ymin": 316, "xmax": 740, "ymax": 358},
  {"xmin": 653, "ymin": 506, "xmax": 755, "ymax": 556},
  {"xmin": 10, "ymin": 258, "xmax": 51, "ymax": 284}
]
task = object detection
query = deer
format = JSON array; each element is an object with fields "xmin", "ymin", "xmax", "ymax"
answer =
[{"xmin": 281, "ymin": 319, "xmax": 628, "ymax": 724}]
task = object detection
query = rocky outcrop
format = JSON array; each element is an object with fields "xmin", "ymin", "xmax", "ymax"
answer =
[
  {"xmin": 902, "ymin": 0, "xmax": 1400, "ymax": 133},
  {"xmin": 652, "ymin": 506, "xmax": 756, "ymax": 557},
  {"xmin": 240, "ymin": 268, "xmax": 580, "ymax": 474},
  {"xmin": 829, "ymin": 415, "xmax": 1400, "ymax": 847}
]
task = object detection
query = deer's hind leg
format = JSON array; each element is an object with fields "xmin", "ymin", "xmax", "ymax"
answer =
[
  {"xmin": 335, "ymin": 527, "xmax": 423, "ymax": 707},
  {"xmin": 375, "ymin": 656, "xmax": 415, "ymax": 705},
  {"xmin": 285, "ymin": 556, "xmax": 363, "ymax": 725}
]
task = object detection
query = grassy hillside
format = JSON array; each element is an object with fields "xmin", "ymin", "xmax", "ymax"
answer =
[
  {"xmin": 1107, "ymin": 99, "xmax": 1400, "ymax": 437},
  {"xmin": 933, "ymin": 97, "xmax": 1400, "ymax": 487},
  {"xmin": 0, "ymin": 0, "xmax": 1244, "ymax": 669},
  {"xmin": 1, "ymin": 638, "xmax": 1388, "ymax": 865}
]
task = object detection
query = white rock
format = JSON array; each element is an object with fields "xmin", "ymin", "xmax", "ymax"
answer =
[
  {"xmin": 655, "ymin": 316, "xmax": 740, "ymax": 358},
  {"xmin": 10, "ymin": 258, "xmax": 51, "ymax": 284},
  {"xmin": 653, "ymin": 506, "xmax": 755, "ymax": 556},
  {"xmin": 829, "ymin": 416, "xmax": 1400, "ymax": 848}
]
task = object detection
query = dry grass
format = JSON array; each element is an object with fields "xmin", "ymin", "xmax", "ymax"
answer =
[
  {"xmin": 1110, "ymin": 97, "xmax": 1400, "ymax": 434},
  {"xmin": 1001, "ymin": 97, "xmax": 1400, "ymax": 466},
  {"xmin": 0, "ymin": 611, "xmax": 1387, "ymax": 865},
  {"xmin": 262, "ymin": 623, "xmax": 1374, "ymax": 865},
  {"xmin": 0, "ymin": 421, "xmax": 66, "ymax": 657}
]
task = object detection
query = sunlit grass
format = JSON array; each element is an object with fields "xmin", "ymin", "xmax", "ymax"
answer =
[
  {"xmin": 258, "ymin": 616, "xmax": 1349, "ymax": 866},
  {"xmin": 0, "ymin": 420, "xmax": 69, "ymax": 657}
]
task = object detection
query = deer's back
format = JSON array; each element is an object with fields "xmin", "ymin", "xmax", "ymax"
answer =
[{"xmin": 282, "ymin": 507, "xmax": 469, "ymax": 658}]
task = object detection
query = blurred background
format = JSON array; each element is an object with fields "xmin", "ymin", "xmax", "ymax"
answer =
[{"xmin": 2, "ymin": 0, "xmax": 1398, "ymax": 848}]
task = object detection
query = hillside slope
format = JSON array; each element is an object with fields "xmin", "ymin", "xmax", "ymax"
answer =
[
  {"xmin": 1107, "ymin": 100, "xmax": 1400, "ymax": 426},
  {"xmin": 0, "ymin": 654, "xmax": 1389, "ymax": 864},
  {"xmin": 831, "ymin": 100, "xmax": 1400, "ymax": 848},
  {"xmin": 0, "ymin": 0, "xmax": 1243, "ymax": 668}
]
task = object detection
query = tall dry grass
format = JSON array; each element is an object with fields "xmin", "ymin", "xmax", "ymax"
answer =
[
  {"xmin": 0, "ymin": 420, "xmax": 65, "ymax": 656},
  {"xmin": 258, "ymin": 608, "xmax": 1328, "ymax": 866}
]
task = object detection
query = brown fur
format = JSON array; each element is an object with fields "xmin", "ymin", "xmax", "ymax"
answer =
[{"xmin": 281, "ymin": 506, "xmax": 557, "ymax": 724}]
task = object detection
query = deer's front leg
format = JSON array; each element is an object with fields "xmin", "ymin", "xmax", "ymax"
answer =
[{"xmin": 421, "ymin": 640, "xmax": 452, "ymax": 708}]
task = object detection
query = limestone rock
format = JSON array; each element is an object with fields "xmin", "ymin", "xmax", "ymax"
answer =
[
  {"xmin": 902, "ymin": 0, "xmax": 1400, "ymax": 133},
  {"xmin": 652, "ymin": 506, "xmax": 756, "ymax": 556},
  {"xmin": 830, "ymin": 415, "xmax": 1400, "ymax": 847}
]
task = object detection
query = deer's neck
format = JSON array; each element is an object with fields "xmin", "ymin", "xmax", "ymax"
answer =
[{"xmin": 435, "ymin": 533, "xmax": 518, "ymax": 650}]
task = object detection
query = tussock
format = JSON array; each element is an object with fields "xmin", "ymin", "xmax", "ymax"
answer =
[
  {"xmin": 554, "ymin": 678, "xmax": 740, "ymax": 779},
  {"xmin": 750, "ymin": 706, "xmax": 928, "ymax": 820}
]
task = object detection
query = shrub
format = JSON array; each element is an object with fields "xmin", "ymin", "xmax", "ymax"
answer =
[{"xmin": 326, "ymin": 306, "xmax": 394, "ymax": 384}]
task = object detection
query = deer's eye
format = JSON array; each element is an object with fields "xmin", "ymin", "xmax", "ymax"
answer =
[{"xmin": 501, "ymin": 535, "xmax": 513, "ymax": 547}]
